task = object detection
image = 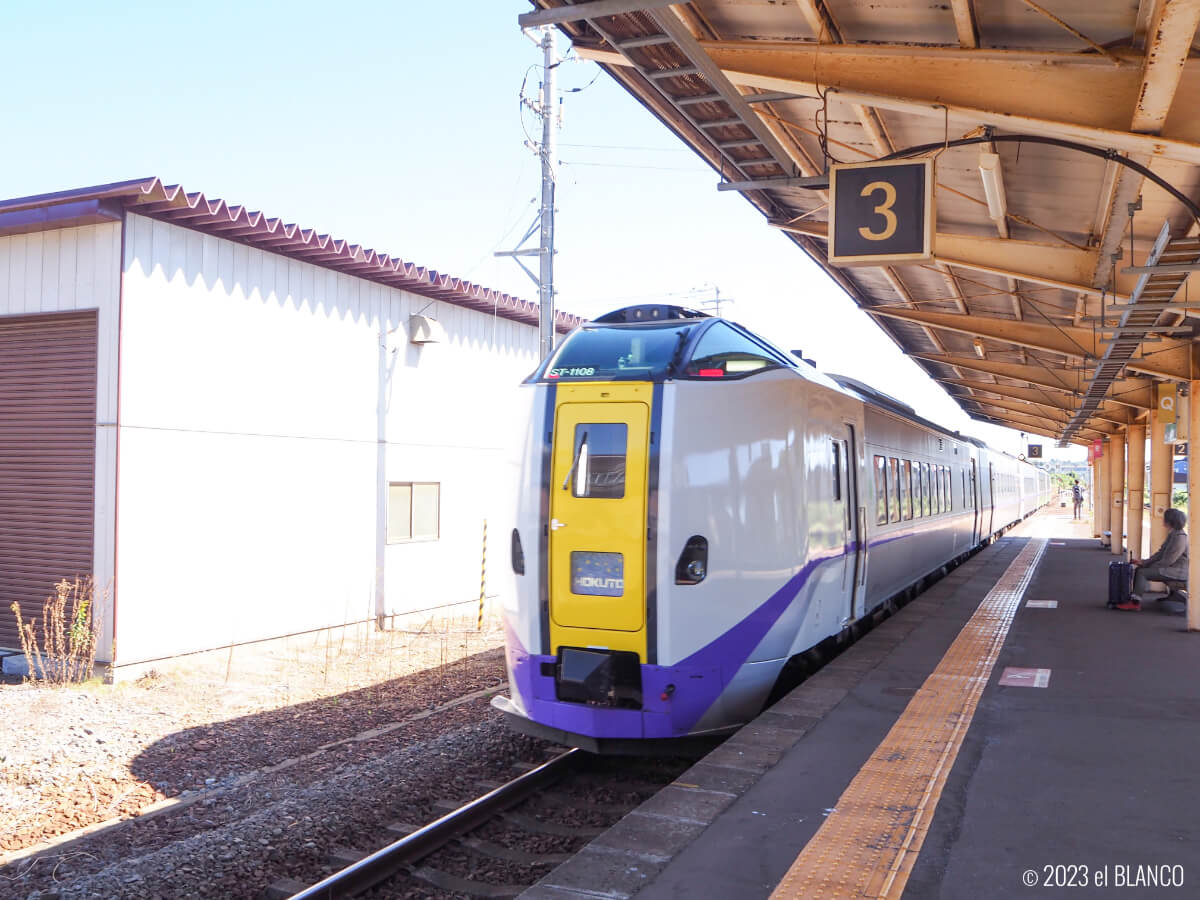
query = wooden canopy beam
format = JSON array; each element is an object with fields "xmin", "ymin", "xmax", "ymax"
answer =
[
  {"xmin": 911, "ymin": 352, "xmax": 1156, "ymax": 409},
  {"xmin": 873, "ymin": 306, "xmax": 1192, "ymax": 380},
  {"xmin": 938, "ymin": 377, "xmax": 1137, "ymax": 426},
  {"xmin": 769, "ymin": 219, "xmax": 1134, "ymax": 299},
  {"xmin": 704, "ymin": 40, "xmax": 1200, "ymax": 164},
  {"xmin": 967, "ymin": 403, "xmax": 1110, "ymax": 442},
  {"xmin": 964, "ymin": 393, "xmax": 1119, "ymax": 434}
]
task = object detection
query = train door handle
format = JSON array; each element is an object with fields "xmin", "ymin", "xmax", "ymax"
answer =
[{"xmin": 550, "ymin": 519, "xmax": 567, "ymax": 531}]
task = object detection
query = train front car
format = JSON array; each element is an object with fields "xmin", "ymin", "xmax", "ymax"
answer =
[{"xmin": 493, "ymin": 305, "xmax": 859, "ymax": 752}]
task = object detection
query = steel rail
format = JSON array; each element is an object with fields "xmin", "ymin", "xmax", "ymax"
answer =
[{"xmin": 287, "ymin": 747, "xmax": 582, "ymax": 900}]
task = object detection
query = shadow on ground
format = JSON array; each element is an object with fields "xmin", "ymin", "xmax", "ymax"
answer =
[{"xmin": 130, "ymin": 646, "xmax": 507, "ymax": 797}]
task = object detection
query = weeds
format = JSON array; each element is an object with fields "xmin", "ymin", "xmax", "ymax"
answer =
[{"xmin": 10, "ymin": 577, "xmax": 105, "ymax": 685}]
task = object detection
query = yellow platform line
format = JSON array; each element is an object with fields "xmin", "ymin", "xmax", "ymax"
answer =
[{"xmin": 771, "ymin": 538, "xmax": 1047, "ymax": 900}]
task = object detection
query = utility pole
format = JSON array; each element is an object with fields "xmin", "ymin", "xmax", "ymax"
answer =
[
  {"xmin": 497, "ymin": 26, "xmax": 558, "ymax": 362},
  {"xmin": 699, "ymin": 287, "xmax": 733, "ymax": 318}
]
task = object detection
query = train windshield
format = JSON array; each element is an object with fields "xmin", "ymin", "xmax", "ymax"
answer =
[{"xmin": 544, "ymin": 323, "xmax": 692, "ymax": 380}]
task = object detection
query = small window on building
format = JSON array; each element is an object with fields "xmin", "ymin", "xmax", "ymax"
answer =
[
  {"xmin": 901, "ymin": 460, "xmax": 913, "ymax": 520},
  {"xmin": 388, "ymin": 482, "xmax": 440, "ymax": 542},
  {"xmin": 875, "ymin": 455, "xmax": 888, "ymax": 525}
]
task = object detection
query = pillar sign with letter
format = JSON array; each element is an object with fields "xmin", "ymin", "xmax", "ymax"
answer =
[
  {"xmin": 829, "ymin": 159, "xmax": 934, "ymax": 266},
  {"xmin": 1159, "ymin": 383, "xmax": 1178, "ymax": 442}
]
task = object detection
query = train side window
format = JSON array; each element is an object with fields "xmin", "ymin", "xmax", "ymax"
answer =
[
  {"xmin": 935, "ymin": 465, "xmax": 944, "ymax": 513},
  {"xmin": 913, "ymin": 461, "xmax": 923, "ymax": 517},
  {"xmin": 888, "ymin": 457, "xmax": 901, "ymax": 522},
  {"xmin": 832, "ymin": 442, "xmax": 842, "ymax": 502},
  {"xmin": 945, "ymin": 467, "xmax": 952, "ymax": 510},
  {"xmin": 874, "ymin": 455, "xmax": 888, "ymax": 525},
  {"xmin": 684, "ymin": 322, "xmax": 781, "ymax": 377},
  {"xmin": 570, "ymin": 423, "xmax": 627, "ymax": 499},
  {"xmin": 921, "ymin": 462, "xmax": 931, "ymax": 516},
  {"xmin": 901, "ymin": 460, "xmax": 913, "ymax": 520}
]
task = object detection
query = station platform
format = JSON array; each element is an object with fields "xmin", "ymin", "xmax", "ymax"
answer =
[{"xmin": 524, "ymin": 506, "xmax": 1200, "ymax": 899}]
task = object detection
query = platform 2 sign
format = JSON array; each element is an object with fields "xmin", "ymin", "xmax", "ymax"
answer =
[{"xmin": 829, "ymin": 159, "xmax": 934, "ymax": 266}]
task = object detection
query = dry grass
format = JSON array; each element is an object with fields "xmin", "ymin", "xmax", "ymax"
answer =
[
  {"xmin": 121, "ymin": 603, "xmax": 509, "ymax": 715},
  {"xmin": 10, "ymin": 577, "xmax": 105, "ymax": 685}
]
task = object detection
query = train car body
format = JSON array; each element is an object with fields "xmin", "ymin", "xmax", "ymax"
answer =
[{"xmin": 494, "ymin": 306, "xmax": 1048, "ymax": 751}]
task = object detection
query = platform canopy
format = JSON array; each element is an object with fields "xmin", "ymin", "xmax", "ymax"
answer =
[{"xmin": 522, "ymin": 0, "xmax": 1200, "ymax": 447}]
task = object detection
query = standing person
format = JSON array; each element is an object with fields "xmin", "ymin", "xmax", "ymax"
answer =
[
  {"xmin": 1120, "ymin": 508, "xmax": 1189, "ymax": 611},
  {"xmin": 1071, "ymin": 478, "xmax": 1083, "ymax": 520}
]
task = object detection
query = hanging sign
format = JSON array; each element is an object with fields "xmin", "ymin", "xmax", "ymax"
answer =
[
  {"xmin": 1091, "ymin": 438, "xmax": 1104, "ymax": 460},
  {"xmin": 828, "ymin": 159, "xmax": 934, "ymax": 266},
  {"xmin": 1027, "ymin": 444, "xmax": 1043, "ymax": 459},
  {"xmin": 1158, "ymin": 383, "xmax": 1177, "ymax": 426}
]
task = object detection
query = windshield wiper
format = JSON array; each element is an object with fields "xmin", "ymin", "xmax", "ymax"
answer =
[
  {"xmin": 667, "ymin": 327, "xmax": 692, "ymax": 375},
  {"xmin": 563, "ymin": 431, "xmax": 589, "ymax": 492}
]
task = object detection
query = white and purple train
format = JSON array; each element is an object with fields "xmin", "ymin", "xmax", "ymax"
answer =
[{"xmin": 493, "ymin": 305, "xmax": 1051, "ymax": 751}]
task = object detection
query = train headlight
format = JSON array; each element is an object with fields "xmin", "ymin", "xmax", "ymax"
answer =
[{"xmin": 675, "ymin": 535, "xmax": 709, "ymax": 585}]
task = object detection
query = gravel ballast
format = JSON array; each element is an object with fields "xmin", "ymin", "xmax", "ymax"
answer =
[{"xmin": 1, "ymin": 622, "xmax": 534, "ymax": 898}]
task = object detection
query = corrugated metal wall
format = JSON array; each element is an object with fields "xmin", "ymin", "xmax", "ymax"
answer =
[
  {"xmin": 116, "ymin": 214, "xmax": 540, "ymax": 664},
  {"xmin": 0, "ymin": 223, "xmax": 121, "ymax": 660},
  {"xmin": 0, "ymin": 311, "xmax": 99, "ymax": 649}
]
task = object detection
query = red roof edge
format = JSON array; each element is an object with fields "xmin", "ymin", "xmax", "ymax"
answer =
[{"xmin": 0, "ymin": 178, "xmax": 582, "ymax": 334}]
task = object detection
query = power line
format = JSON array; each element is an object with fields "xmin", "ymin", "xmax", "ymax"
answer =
[
  {"xmin": 560, "ymin": 160, "xmax": 704, "ymax": 172},
  {"xmin": 559, "ymin": 142, "xmax": 689, "ymax": 152}
]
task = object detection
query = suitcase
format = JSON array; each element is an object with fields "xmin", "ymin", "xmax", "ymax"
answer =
[{"xmin": 1107, "ymin": 560, "xmax": 1134, "ymax": 608}]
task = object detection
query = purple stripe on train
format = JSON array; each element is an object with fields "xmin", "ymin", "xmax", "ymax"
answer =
[
  {"xmin": 503, "ymin": 522, "xmax": 977, "ymax": 740},
  {"xmin": 504, "ymin": 551, "xmax": 844, "ymax": 740}
]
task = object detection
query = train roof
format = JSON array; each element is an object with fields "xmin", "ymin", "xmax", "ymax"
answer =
[{"xmin": 554, "ymin": 307, "xmax": 1039, "ymax": 467}]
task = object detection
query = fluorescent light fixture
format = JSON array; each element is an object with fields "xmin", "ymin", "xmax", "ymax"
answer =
[
  {"xmin": 978, "ymin": 151, "xmax": 1007, "ymax": 222},
  {"xmin": 973, "ymin": 338, "xmax": 986, "ymax": 358}
]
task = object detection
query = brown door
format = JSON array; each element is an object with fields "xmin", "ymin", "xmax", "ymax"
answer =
[{"xmin": 0, "ymin": 311, "xmax": 98, "ymax": 650}]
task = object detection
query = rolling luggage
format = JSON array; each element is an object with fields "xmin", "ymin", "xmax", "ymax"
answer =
[{"xmin": 1107, "ymin": 560, "xmax": 1134, "ymax": 609}]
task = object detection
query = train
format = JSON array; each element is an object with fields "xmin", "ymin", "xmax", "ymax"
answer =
[{"xmin": 493, "ymin": 305, "xmax": 1052, "ymax": 751}]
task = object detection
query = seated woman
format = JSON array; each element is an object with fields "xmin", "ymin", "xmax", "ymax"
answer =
[{"xmin": 1123, "ymin": 508, "xmax": 1189, "ymax": 610}]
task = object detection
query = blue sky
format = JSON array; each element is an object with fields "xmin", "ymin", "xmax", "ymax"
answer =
[{"xmin": 0, "ymin": 0, "xmax": 1081, "ymax": 459}]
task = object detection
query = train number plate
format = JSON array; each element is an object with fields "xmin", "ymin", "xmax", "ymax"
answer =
[{"xmin": 570, "ymin": 551, "xmax": 624, "ymax": 596}]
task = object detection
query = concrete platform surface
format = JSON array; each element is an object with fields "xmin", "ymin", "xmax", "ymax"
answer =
[{"xmin": 523, "ymin": 517, "xmax": 1200, "ymax": 899}]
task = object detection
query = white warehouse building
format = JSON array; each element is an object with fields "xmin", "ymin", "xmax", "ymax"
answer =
[{"xmin": 0, "ymin": 178, "xmax": 574, "ymax": 675}]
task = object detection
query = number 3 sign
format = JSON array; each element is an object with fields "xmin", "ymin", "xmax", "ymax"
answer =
[{"xmin": 829, "ymin": 159, "xmax": 934, "ymax": 266}]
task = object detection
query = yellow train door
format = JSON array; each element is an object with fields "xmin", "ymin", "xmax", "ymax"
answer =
[{"xmin": 548, "ymin": 383, "xmax": 651, "ymax": 660}]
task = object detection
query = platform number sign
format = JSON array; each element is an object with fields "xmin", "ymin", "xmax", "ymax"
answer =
[
  {"xmin": 1027, "ymin": 444, "xmax": 1043, "ymax": 459},
  {"xmin": 829, "ymin": 159, "xmax": 934, "ymax": 266}
]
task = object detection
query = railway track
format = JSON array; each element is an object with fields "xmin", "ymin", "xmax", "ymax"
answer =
[{"xmin": 270, "ymin": 748, "xmax": 692, "ymax": 899}]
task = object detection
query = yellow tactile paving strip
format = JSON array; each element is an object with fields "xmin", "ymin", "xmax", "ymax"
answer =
[{"xmin": 771, "ymin": 538, "xmax": 1048, "ymax": 900}]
